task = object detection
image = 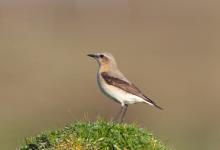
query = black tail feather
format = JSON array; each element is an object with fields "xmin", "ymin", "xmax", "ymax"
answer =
[{"xmin": 143, "ymin": 94, "xmax": 163, "ymax": 110}]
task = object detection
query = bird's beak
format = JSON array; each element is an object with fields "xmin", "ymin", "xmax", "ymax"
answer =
[{"xmin": 87, "ymin": 54, "xmax": 98, "ymax": 58}]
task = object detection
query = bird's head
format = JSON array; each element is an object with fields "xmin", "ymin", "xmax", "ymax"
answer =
[{"xmin": 87, "ymin": 52, "xmax": 117, "ymax": 69}]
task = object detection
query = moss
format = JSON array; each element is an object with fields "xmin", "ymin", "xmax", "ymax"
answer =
[{"xmin": 19, "ymin": 120, "xmax": 170, "ymax": 150}]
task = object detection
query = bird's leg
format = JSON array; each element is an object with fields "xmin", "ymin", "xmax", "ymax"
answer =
[
  {"xmin": 119, "ymin": 104, "xmax": 128, "ymax": 123},
  {"xmin": 113, "ymin": 105, "xmax": 123, "ymax": 122}
]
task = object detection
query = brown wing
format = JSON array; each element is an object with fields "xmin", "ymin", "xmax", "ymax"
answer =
[
  {"xmin": 101, "ymin": 72, "xmax": 143, "ymax": 97},
  {"xmin": 101, "ymin": 72, "xmax": 163, "ymax": 109}
]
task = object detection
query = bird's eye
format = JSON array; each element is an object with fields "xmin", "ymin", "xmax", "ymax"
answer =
[{"xmin": 100, "ymin": 54, "xmax": 104, "ymax": 58}]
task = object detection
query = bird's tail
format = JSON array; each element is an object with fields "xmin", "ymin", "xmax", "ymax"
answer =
[
  {"xmin": 143, "ymin": 95, "xmax": 163, "ymax": 110},
  {"xmin": 152, "ymin": 102, "xmax": 163, "ymax": 110}
]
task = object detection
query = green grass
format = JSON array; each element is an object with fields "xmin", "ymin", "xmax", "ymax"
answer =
[{"xmin": 19, "ymin": 120, "xmax": 170, "ymax": 150}]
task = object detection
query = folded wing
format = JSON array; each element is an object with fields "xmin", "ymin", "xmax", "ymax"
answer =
[{"xmin": 101, "ymin": 72, "xmax": 163, "ymax": 109}]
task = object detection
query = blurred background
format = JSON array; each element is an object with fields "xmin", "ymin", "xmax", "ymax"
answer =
[{"xmin": 0, "ymin": 0, "xmax": 220, "ymax": 149}]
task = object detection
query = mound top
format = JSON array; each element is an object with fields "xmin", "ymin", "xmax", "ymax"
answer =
[{"xmin": 20, "ymin": 120, "xmax": 170, "ymax": 150}]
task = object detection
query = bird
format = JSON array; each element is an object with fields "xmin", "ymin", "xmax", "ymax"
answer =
[{"xmin": 87, "ymin": 52, "xmax": 163, "ymax": 123}]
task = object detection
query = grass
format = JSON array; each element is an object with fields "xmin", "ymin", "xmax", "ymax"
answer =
[{"xmin": 19, "ymin": 120, "xmax": 170, "ymax": 150}]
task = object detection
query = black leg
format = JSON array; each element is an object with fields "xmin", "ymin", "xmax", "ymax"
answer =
[
  {"xmin": 113, "ymin": 106, "xmax": 123, "ymax": 122},
  {"xmin": 120, "ymin": 104, "xmax": 128, "ymax": 123}
]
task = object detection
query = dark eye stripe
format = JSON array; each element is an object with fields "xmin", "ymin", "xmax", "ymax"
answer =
[{"xmin": 100, "ymin": 54, "xmax": 104, "ymax": 58}]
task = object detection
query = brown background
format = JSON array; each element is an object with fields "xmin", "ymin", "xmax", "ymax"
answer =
[{"xmin": 0, "ymin": 0, "xmax": 220, "ymax": 149}]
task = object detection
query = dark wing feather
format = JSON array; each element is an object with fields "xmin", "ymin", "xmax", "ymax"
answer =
[{"xmin": 101, "ymin": 72, "xmax": 163, "ymax": 109}]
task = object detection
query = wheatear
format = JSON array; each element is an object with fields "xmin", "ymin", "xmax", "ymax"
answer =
[{"xmin": 88, "ymin": 52, "xmax": 162, "ymax": 122}]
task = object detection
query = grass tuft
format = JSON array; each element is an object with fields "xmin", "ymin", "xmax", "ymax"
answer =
[{"xmin": 19, "ymin": 120, "xmax": 170, "ymax": 150}]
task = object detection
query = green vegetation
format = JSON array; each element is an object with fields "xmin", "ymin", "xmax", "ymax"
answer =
[{"xmin": 19, "ymin": 120, "xmax": 170, "ymax": 150}]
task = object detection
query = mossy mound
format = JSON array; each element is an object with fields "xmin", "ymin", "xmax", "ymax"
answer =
[{"xmin": 19, "ymin": 120, "xmax": 170, "ymax": 150}]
